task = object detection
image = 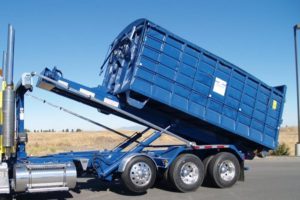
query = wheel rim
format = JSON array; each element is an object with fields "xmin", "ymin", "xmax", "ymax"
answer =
[
  {"xmin": 218, "ymin": 160, "xmax": 236, "ymax": 182},
  {"xmin": 129, "ymin": 162, "xmax": 152, "ymax": 186},
  {"xmin": 180, "ymin": 162, "xmax": 199, "ymax": 185}
]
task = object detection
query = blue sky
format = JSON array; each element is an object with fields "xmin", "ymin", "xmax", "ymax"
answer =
[{"xmin": 0, "ymin": 0, "xmax": 299, "ymax": 131}]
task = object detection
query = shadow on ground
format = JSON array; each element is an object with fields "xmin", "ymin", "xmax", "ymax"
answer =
[
  {"xmin": 15, "ymin": 177, "xmax": 160, "ymax": 200},
  {"xmin": 14, "ymin": 175, "xmax": 218, "ymax": 200}
]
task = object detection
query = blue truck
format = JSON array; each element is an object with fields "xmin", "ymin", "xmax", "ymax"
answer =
[{"xmin": 0, "ymin": 19, "xmax": 286, "ymax": 198}]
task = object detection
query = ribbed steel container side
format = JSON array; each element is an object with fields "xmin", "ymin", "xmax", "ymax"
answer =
[{"xmin": 103, "ymin": 19, "xmax": 286, "ymax": 150}]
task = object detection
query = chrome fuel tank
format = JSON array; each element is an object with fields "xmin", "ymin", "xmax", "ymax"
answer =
[{"xmin": 13, "ymin": 162, "xmax": 77, "ymax": 193}]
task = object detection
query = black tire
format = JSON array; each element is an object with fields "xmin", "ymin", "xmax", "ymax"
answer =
[
  {"xmin": 121, "ymin": 156, "xmax": 156, "ymax": 193},
  {"xmin": 163, "ymin": 168, "xmax": 169, "ymax": 183},
  {"xmin": 203, "ymin": 155, "xmax": 214, "ymax": 174},
  {"xmin": 168, "ymin": 154, "xmax": 204, "ymax": 192},
  {"xmin": 207, "ymin": 152, "xmax": 240, "ymax": 188},
  {"xmin": 202, "ymin": 155, "xmax": 214, "ymax": 185}
]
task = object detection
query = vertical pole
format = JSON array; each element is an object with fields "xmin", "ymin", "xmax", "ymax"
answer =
[{"xmin": 294, "ymin": 24, "xmax": 300, "ymax": 156}]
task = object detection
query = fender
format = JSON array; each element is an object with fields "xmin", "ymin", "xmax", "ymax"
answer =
[{"xmin": 117, "ymin": 153, "xmax": 158, "ymax": 172}]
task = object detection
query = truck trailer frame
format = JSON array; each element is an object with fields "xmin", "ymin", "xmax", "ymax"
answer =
[{"xmin": 0, "ymin": 20, "xmax": 285, "ymax": 199}]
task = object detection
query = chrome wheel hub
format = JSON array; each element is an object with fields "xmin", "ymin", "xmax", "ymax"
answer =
[
  {"xmin": 219, "ymin": 160, "xmax": 236, "ymax": 182},
  {"xmin": 129, "ymin": 162, "xmax": 152, "ymax": 186},
  {"xmin": 180, "ymin": 162, "xmax": 199, "ymax": 185}
]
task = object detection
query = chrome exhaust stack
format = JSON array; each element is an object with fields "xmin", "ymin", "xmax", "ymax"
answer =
[{"xmin": 2, "ymin": 24, "xmax": 16, "ymax": 159}]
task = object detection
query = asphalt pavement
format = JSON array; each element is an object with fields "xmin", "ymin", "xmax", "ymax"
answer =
[{"xmin": 15, "ymin": 157, "xmax": 300, "ymax": 200}]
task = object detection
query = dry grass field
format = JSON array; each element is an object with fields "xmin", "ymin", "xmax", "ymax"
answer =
[
  {"xmin": 26, "ymin": 127, "xmax": 298, "ymax": 156},
  {"xmin": 26, "ymin": 130, "xmax": 183, "ymax": 156},
  {"xmin": 279, "ymin": 126, "xmax": 298, "ymax": 156}
]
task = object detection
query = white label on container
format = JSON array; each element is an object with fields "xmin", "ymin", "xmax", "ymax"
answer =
[
  {"xmin": 104, "ymin": 98, "xmax": 119, "ymax": 107},
  {"xmin": 79, "ymin": 88, "xmax": 95, "ymax": 98},
  {"xmin": 213, "ymin": 77, "xmax": 227, "ymax": 96}
]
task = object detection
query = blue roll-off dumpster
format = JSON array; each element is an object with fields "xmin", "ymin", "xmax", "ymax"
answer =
[
  {"xmin": 0, "ymin": 19, "xmax": 288, "ymax": 196},
  {"xmin": 102, "ymin": 19, "xmax": 286, "ymax": 154}
]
